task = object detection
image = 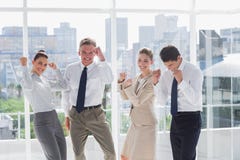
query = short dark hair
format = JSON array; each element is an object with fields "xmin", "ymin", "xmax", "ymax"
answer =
[
  {"xmin": 139, "ymin": 47, "xmax": 153, "ymax": 60},
  {"xmin": 159, "ymin": 45, "xmax": 180, "ymax": 62},
  {"xmin": 79, "ymin": 38, "xmax": 96, "ymax": 48},
  {"xmin": 33, "ymin": 50, "xmax": 48, "ymax": 61}
]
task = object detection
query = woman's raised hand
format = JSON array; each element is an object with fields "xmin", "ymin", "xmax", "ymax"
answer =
[{"xmin": 20, "ymin": 57, "xmax": 27, "ymax": 66}]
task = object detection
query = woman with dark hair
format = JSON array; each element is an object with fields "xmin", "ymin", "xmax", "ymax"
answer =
[{"xmin": 19, "ymin": 50, "xmax": 67, "ymax": 160}]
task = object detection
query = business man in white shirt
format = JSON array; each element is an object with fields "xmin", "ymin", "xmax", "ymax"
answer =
[
  {"xmin": 62, "ymin": 38, "xmax": 116, "ymax": 160},
  {"xmin": 155, "ymin": 45, "xmax": 203, "ymax": 160}
]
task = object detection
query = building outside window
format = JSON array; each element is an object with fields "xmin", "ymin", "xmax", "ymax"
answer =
[{"xmin": 0, "ymin": 0, "xmax": 240, "ymax": 159}]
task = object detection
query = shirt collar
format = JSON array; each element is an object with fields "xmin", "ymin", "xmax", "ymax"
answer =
[
  {"xmin": 30, "ymin": 72, "xmax": 43, "ymax": 82},
  {"xmin": 178, "ymin": 59, "xmax": 186, "ymax": 71},
  {"xmin": 31, "ymin": 71, "xmax": 40, "ymax": 77},
  {"xmin": 80, "ymin": 61, "xmax": 95, "ymax": 71}
]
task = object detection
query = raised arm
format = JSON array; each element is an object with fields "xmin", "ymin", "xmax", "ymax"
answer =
[
  {"xmin": 117, "ymin": 72, "xmax": 129, "ymax": 100},
  {"xmin": 47, "ymin": 62, "xmax": 67, "ymax": 91},
  {"xmin": 19, "ymin": 57, "xmax": 33, "ymax": 90}
]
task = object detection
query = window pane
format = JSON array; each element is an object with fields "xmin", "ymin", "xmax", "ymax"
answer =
[
  {"xmin": 28, "ymin": 0, "xmax": 111, "ymax": 8},
  {"xmin": 197, "ymin": 14, "xmax": 240, "ymax": 130},
  {"xmin": 28, "ymin": 12, "xmax": 111, "ymax": 138},
  {"xmin": 196, "ymin": 0, "xmax": 238, "ymax": 10},
  {"xmin": 116, "ymin": 0, "xmax": 191, "ymax": 10},
  {"xmin": 115, "ymin": 13, "xmax": 190, "ymax": 133},
  {"xmin": 0, "ymin": 0, "xmax": 22, "ymax": 7},
  {"xmin": 0, "ymin": 13, "xmax": 23, "ymax": 140},
  {"xmin": 28, "ymin": 12, "xmax": 108, "ymax": 52},
  {"xmin": 213, "ymin": 106, "xmax": 231, "ymax": 128},
  {"xmin": 201, "ymin": 107, "xmax": 207, "ymax": 128},
  {"xmin": 233, "ymin": 78, "xmax": 240, "ymax": 104}
]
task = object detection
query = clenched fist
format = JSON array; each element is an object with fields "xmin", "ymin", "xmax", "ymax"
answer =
[{"xmin": 20, "ymin": 57, "xmax": 27, "ymax": 66}]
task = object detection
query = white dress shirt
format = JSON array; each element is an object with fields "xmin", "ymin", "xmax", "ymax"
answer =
[
  {"xmin": 156, "ymin": 60, "xmax": 203, "ymax": 112},
  {"xmin": 20, "ymin": 66, "xmax": 67, "ymax": 113},
  {"xmin": 62, "ymin": 61, "xmax": 113, "ymax": 116}
]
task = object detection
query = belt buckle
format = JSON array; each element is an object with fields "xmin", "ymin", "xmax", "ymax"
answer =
[
  {"xmin": 84, "ymin": 107, "xmax": 90, "ymax": 110},
  {"xmin": 88, "ymin": 106, "xmax": 93, "ymax": 110},
  {"xmin": 85, "ymin": 106, "xmax": 94, "ymax": 110},
  {"xmin": 84, "ymin": 104, "xmax": 101, "ymax": 110}
]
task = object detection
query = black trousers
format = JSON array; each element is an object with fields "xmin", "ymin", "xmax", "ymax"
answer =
[{"xmin": 170, "ymin": 112, "xmax": 201, "ymax": 160}]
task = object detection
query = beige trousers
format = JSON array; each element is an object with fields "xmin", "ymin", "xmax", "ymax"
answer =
[{"xmin": 69, "ymin": 107, "xmax": 116, "ymax": 160}]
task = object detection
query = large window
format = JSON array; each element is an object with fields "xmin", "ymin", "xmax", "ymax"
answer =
[
  {"xmin": 0, "ymin": 0, "xmax": 240, "ymax": 159},
  {"xmin": 115, "ymin": 13, "xmax": 190, "ymax": 133},
  {"xmin": 197, "ymin": 14, "xmax": 240, "ymax": 129},
  {"xmin": 27, "ymin": 12, "xmax": 111, "ymax": 138},
  {"xmin": 0, "ymin": 12, "xmax": 25, "ymax": 140}
]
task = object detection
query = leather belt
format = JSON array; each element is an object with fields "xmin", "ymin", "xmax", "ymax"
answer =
[
  {"xmin": 176, "ymin": 111, "xmax": 200, "ymax": 116},
  {"xmin": 72, "ymin": 104, "xmax": 101, "ymax": 111}
]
